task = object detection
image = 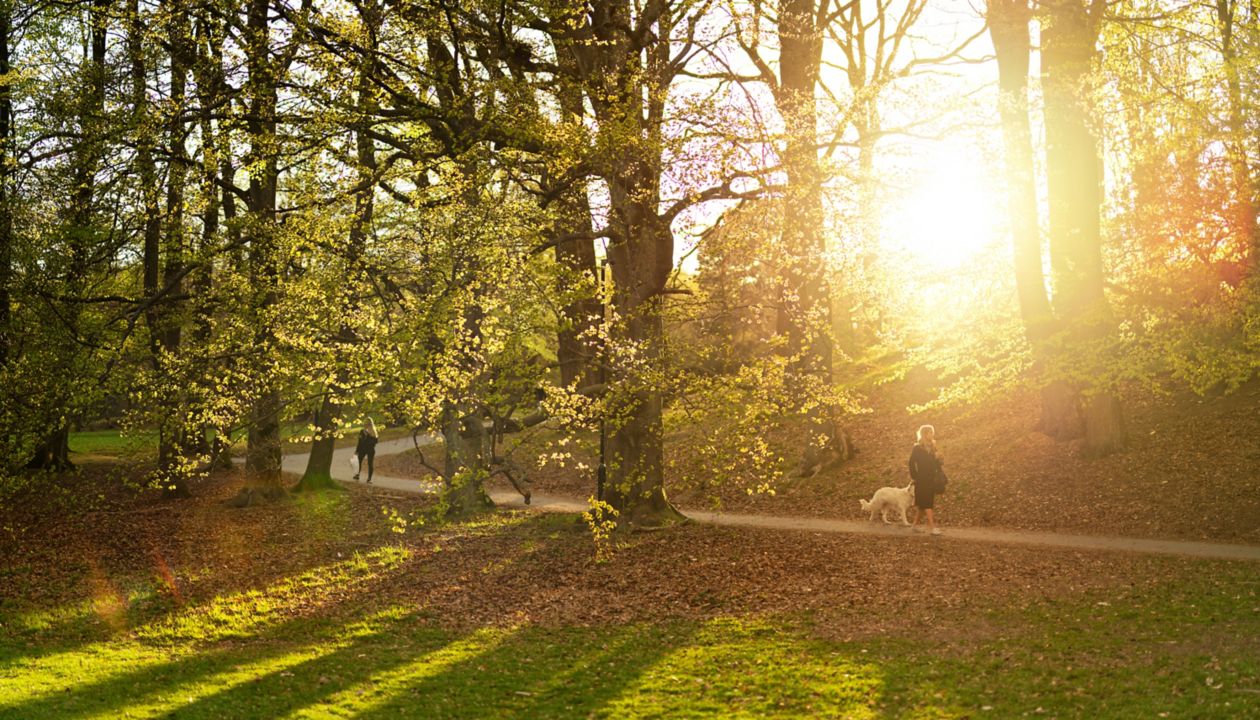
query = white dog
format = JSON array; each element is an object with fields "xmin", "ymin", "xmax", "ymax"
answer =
[{"xmin": 859, "ymin": 483, "xmax": 914, "ymax": 526}]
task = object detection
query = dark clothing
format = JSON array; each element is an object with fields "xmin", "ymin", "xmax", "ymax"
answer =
[
  {"xmin": 355, "ymin": 430, "xmax": 378, "ymax": 482},
  {"xmin": 355, "ymin": 430, "xmax": 378, "ymax": 457},
  {"xmin": 909, "ymin": 444, "xmax": 943, "ymax": 509}
]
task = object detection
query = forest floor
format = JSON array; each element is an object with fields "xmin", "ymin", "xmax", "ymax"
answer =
[
  {"xmin": 2, "ymin": 469, "xmax": 1259, "ymax": 718},
  {"xmin": 4, "ymin": 380, "xmax": 1260, "ymax": 717},
  {"xmin": 378, "ymin": 377, "xmax": 1260, "ymax": 544}
]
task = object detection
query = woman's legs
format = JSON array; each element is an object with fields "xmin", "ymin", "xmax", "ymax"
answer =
[
  {"xmin": 353, "ymin": 452, "xmax": 363, "ymax": 480},
  {"xmin": 366, "ymin": 451, "xmax": 374, "ymax": 484},
  {"xmin": 913, "ymin": 503, "xmax": 936, "ymax": 532}
]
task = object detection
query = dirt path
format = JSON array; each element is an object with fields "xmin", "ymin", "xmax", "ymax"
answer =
[{"xmin": 282, "ymin": 436, "xmax": 1260, "ymax": 563}]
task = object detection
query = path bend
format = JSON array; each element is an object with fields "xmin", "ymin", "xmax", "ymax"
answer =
[{"xmin": 281, "ymin": 435, "xmax": 1260, "ymax": 563}]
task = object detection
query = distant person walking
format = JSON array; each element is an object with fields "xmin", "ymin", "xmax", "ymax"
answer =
[
  {"xmin": 354, "ymin": 418, "xmax": 379, "ymax": 484},
  {"xmin": 909, "ymin": 424, "xmax": 946, "ymax": 535}
]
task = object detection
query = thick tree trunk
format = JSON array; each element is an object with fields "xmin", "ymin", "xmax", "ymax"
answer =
[
  {"xmin": 25, "ymin": 427, "xmax": 72, "ymax": 472},
  {"xmin": 441, "ymin": 405, "xmax": 494, "ymax": 517},
  {"xmin": 1083, "ymin": 393, "xmax": 1125, "ymax": 457},
  {"xmin": 777, "ymin": 0, "xmax": 832, "ymax": 379},
  {"xmin": 603, "ymin": 188, "xmax": 685, "ymax": 526},
  {"xmin": 185, "ymin": 12, "xmax": 234, "ymax": 472},
  {"xmin": 1039, "ymin": 378, "xmax": 1083, "ymax": 440},
  {"xmin": 297, "ymin": 6, "xmax": 380, "ymax": 491},
  {"xmin": 777, "ymin": 0, "xmax": 843, "ymax": 475},
  {"xmin": 989, "ymin": 0, "xmax": 1052, "ymax": 336},
  {"xmin": 1039, "ymin": 0, "xmax": 1126, "ymax": 455},
  {"xmin": 1041, "ymin": 0, "xmax": 1106, "ymax": 320},
  {"xmin": 296, "ymin": 395, "xmax": 344, "ymax": 492},
  {"xmin": 243, "ymin": 0, "xmax": 283, "ymax": 488},
  {"xmin": 554, "ymin": 196, "xmax": 599, "ymax": 388}
]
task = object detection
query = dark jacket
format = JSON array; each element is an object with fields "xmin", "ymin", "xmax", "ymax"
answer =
[
  {"xmin": 355, "ymin": 430, "xmax": 378, "ymax": 456},
  {"xmin": 908, "ymin": 444, "xmax": 944, "ymax": 491}
]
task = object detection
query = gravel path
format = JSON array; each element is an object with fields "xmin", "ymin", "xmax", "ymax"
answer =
[{"xmin": 282, "ymin": 436, "xmax": 1260, "ymax": 563}]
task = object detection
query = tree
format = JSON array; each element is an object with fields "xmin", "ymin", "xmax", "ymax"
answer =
[
  {"xmin": 1038, "ymin": 0, "xmax": 1127, "ymax": 454},
  {"xmin": 296, "ymin": 0, "xmax": 383, "ymax": 493},
  {"xmin": 241, "ymin": 0, "xmax": 287, "ymax": 491},
  {"xmin": 988, "ymin": 0, "xmax": 1052, "ymax": 334}
]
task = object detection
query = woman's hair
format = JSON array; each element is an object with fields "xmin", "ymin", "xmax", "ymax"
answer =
[
  {"xmin": 916, "ymin": 424, "xmax": 935, "ymax": 444},
  {"xmin": 365, "ymin": 417, "xmax": 378, "ymax": 438}
]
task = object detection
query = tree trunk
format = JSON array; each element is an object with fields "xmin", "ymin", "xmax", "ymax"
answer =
[
  {"xmin": 243, "ymin": 0, "xmax": 283, "ymax": 488},
  {"xmin": 296, "ymin": 394, "xmax": 345, "ymax": 491},
  {"xmin": 777, "ymin": 0, "xmax": 832, "ymax": 379},
  {"xmin": 552, "ymin": 49, "xmax": 600, "ymax": 388},
  {"xmin": 25, "ymin": 427, "xmax": 72, "ymax": 472},
  {"xmin": 1083, "ymin": 392, "xmax": 1125, "ymax": 457},
  {"xmin": 601, "ymin": 287, "xmax": 682, "ymax": 526},
  {"xmin": 554, "ymin": 194, "xmax": 599, "ymax": 388},
  {"xmin": 185, "ymin": 11, "xmax": 234, "ymax": 471},
  {"xmin": 1214, "ymin": 0, "xmax": 1259, "ymax": 277},
  {"xmin": 29, "ymin": 0, "xmax": 107, "ymax": 471},
  {"xmin": 297, "ymin": 2, "xmax": 381, "ymax": 492},
  {"xmin": 441, "ymin": 405, "xmax": 494, "ymax": 517},
  {"xmin": 1041, "ymin": 0, "xmax": 1106, "ymax": 320},
  {"xmin": 0, "ymin": 3, "xmax": 12, "ymax": 364},
  {"xmin": 1039, "ymin": 378, "xmax": 1083, "ymax": 440},
  {"xmin": 989, "ymin": 0, "xmax": 1052, "ymax": 336},
  {"xmin": 1039, "ymin": 0, "xmax": 1126, "ymax": 455},
  {"xmin": 602, "ymin": 185, "xmax": 685, "ymax": 526}
]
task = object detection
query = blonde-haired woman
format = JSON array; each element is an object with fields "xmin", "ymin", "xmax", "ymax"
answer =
[
  {"xmin": 908, "ymin": 424, "xmax": 945, "ymax": 535},
  {"xmin": 353, "ymin": 418, "xmax": 379, "ymax": 484}
]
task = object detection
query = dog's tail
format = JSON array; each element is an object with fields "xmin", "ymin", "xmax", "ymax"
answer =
[{"xmin": 859, "ymin": 498, "xmax": 871, "ymax": 512}]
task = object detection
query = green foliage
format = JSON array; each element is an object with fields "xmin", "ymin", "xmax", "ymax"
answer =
[{"xmin": 581, "ymin": 498, "xmax": 620, "ymax": 562}]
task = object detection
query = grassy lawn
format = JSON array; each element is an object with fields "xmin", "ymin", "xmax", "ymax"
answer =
[
  {"xmin": 68, "ymin": 429, "xmax": 159, "ymax": 457},
  {"xmin": 2, "ymin": 495, "xmax": 1257, "ymax": 719},
  {"xmin": 68, "ymin": 425, "xmax": 412, "ymax": 459}
]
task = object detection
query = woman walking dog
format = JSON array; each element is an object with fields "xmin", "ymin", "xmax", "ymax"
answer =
[{"xmin": 908, "ymin": 424, "xmax": 947, "ymax": 535}]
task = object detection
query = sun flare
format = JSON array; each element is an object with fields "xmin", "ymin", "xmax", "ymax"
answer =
[{"xmin": 880, "ymin": 146, "xmax": 1005, "ymax": 272}]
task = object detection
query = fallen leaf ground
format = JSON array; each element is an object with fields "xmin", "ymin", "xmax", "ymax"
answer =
[
  {"xmin": 2, "ymin": 469, "xmax": 1258, "ymax": 718},
  {"xmin": 379, "ymin": 379, "xmax": 1260, "ymax": 544}
]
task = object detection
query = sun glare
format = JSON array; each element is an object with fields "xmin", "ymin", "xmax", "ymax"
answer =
[{"xmin": 880, "ymin": 146, "xmax": 1004, "ymax": 272}]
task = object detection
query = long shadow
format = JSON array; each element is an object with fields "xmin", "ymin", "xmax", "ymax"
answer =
[
  {"xmin": 0, "ymin": 605, "xmax": 419, "ymax": 719},
  {"xmin": 0, "ymin": 542, "xmax": 418, "ymax": 719},
  {"xmin": 0, "ymin": 491, "xmax": 400, "ymax": 668},
  {"xmin": 4, "ymin": 510, "xmax": 616, "ymax": 719},
  {"xmin": 165, "ymin": 615, "xmax": 459, "ymax": 719},
  {"xmin": 350, "ymin": 622, "xmax": 701, "ymax": 719}
]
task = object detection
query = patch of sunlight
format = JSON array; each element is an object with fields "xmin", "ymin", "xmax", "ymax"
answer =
[
  {"xmin": 0, "ymin": 548, "xmax": 412, "ymax": 708},
  {"xmin": 81, "ymin": 644, "xmax": 330, "ymax": 720},
  {"xmin": 455, "ymin": 510, "xmax": 534, "ymax": 533},
  {"xmin": 286, "ymin": 626, "xmax": 512, "ymax": 718},
  {"xmin": 0, "ymin": 640, "xmax": 172, "ymax": 710},
  {"xmin": 596, "ymin": 617, "xmax": 886, "ymax": 719},
  {"xmin": 136, "ymin": 546, "xmax": 411, "ymax": 646},
  {"xmin": 0, "ymin": 606, "xmax": 416, "ymax": 718},
  {"xmin": 7, "ymin": 599, "xmax": 97, "ymax": 635}
]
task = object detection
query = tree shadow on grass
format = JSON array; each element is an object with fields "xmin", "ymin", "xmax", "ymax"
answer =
[
  {"xmin": 348, "ymin": 623, "xmax": 702, "ymax": 720},
  {"xmin": 0, "ymin": 512, "xmax": 577, "ymax": 718},
  {"xmin": 0, "ymin": 605, "xmax": 446, "ymax": 720}
]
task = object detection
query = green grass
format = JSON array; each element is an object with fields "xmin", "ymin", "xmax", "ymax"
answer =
[
  {"xmin": 68, "ymin": 429, "xmax": 159, "ymax": 456},
  {"xmin": 2, "ymin": 542, "xmax": 1258, "ymax": 719},
  {"xmin": 67, "ymin": 425, "xmax": 411, "ymax": 459}
]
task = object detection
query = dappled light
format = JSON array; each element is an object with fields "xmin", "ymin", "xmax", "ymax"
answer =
[{"xmin": 2, "ymin": 0, "xmax": 1259, "ymax": 714}]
